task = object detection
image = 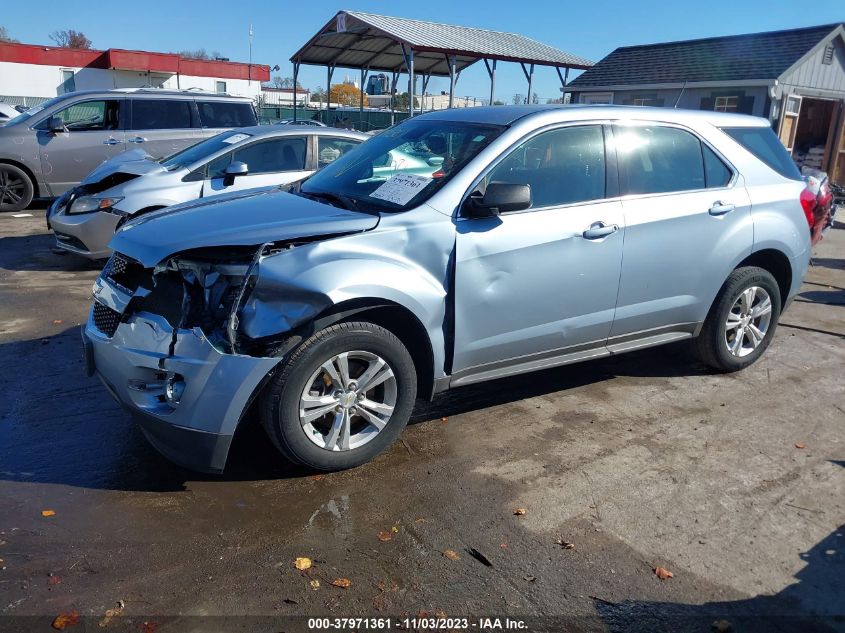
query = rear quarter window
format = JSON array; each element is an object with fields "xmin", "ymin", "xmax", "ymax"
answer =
[
  {"xmin": 720, "ymin": 126, "xmax": 802, "ymax": 181},
  {"xmin": 197, "ymin": 101, "xmax": 257, "ymax": 128}
]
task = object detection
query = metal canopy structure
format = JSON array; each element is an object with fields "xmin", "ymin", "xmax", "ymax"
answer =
[{"xmin": 290, "ymin": 10, "xmax": 593, "ymax": 122}]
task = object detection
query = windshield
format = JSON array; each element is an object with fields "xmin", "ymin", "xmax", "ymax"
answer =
[
  {"xmin": 4, "ymin": 95, "xmax": 68, "ymax": 127},
  {"xmin": 159, "ymin": 131, "xmax": 254, "ymax": 170},
  {"xmin": 300, "ymin": 119, "xmax": 505, "ymax": 211}
]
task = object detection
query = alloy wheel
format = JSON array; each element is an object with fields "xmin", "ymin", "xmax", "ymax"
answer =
[
  {"xmin": 724, "ymin": 286, "xmax": 773, "ymax": 357},
  {"xmin": 0, "ymin": 168, "xmax": 26, "ymax": 207}
]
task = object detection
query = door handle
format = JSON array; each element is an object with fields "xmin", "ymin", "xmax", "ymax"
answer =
[
  {"xmin": 709, "ymin": 201, "xmax": 735, "ymax": 216},
  {"xmin": 102, "ymin": 138, "xmax": 120, "ymax": 145},
  {"xmin": 582, "ymin": 221, "xmax": 619, "ymax": 240},
  {"xmin": 128, "ymin": 137, "xmax": 147, "ymax": 143}
]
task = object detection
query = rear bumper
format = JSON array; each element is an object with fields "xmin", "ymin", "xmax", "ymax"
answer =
[
  {"xmin": 50, "ymin": 208, "xmax": 120, "ymax": 260},
  {"xmin": 83, "ymin": 302, "xmax": 282, "ymax": 473}
]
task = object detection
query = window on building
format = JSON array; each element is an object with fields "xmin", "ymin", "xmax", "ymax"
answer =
[
  {"xmin": 318, "ymin": 137, "xmax": 362, "ymax": 166},
  {"xmin": 579, "ymin": 92, "xmax": 613, "ymax": 105},
  {"xmin": 822, "ymin": 44, "xmax": 834, "ymax": 65},
  {"xmin": 61, "ymin": 70, "xmax": 76, "ymax": 94},
  {"xmin": 486, "ymin": 125, "xmax": 606, "ymax": 208},
  {"xmin": 130, "ymin": 99, "xmax": 192, "ymax": 130},
  {"xmin": 197, "ymin": 101, "xmax": 257, "ymax": 128},
  {"xmin": 216, "ymin": 81, "xmax": 227, "ymax": 94},
  {"xmin": 714, "ymin": 96, "xmax": 739, "ymax": 112},
  {"xmin": 625, "ymin": 93, "xmax": 664, "ymax": 107},
  {"xmin": 613, "ymin": 125, "xmax": 707, "ymax": 195},
  {"xmin": 41, "ymin": 100, "xmax": 121, "ymax": 131}
]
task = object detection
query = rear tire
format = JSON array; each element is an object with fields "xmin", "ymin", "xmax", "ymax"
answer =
[
  {"xmin": 695, "ymin": 266, "xmax": 781, "ymax": 372},
  {"xmin": 0, "ymin": 163, "xmax": 34, "ymax": 212},
  {"xmin": 260, "ymin": 321, "xmax": 417, "ymax": 471}
]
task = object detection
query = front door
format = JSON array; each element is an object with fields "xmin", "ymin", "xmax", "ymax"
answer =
[
  {"xmin": 36, "ymin": 98, "xmax": 126, "ymax": 195},
  {"xmin": 452, "ymin": 124, "xmax": 624, "ymax": 380},
  {"xmin": 201, "ymin": 135, "xmax": 312, "ymax": 197}
]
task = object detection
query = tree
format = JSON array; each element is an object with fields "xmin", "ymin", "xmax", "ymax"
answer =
[
  {"xmin": 531, "ymin": 92, "xmax": 540, "ymax": 104},
  {"xmin": 310, "ymin": 86, "xmax": 326, "ymax": 102},
  {"xmin": 175, "ymin": 48, "xmax": 224, "ymax": 60},
  {"xmin": 512, "ymin": 93, "xmax": 524, "ymax": 105},
  {"xmin": 49, "ymin": 30, "xmax": 93, "ymax": 49},
  {"xmin": 492, "ymin": 100, "xmax": 505, "ymax": 106},
  {"xmin": 0, "ymin": 26, "xmax": 18, "ymax": 43},
  {"xmin": 330, "ymin": 83, "xmax": 367, "ymax": 107},
  {"xmin": 271, "ymin": 76, "xmax": 302, "ymax": 89},
  {"xmin": 392, "ymin": 92, "xmax": 419, "ymax": 111}
]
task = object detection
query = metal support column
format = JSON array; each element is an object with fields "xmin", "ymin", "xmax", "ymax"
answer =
[
  {"xmin": 520, "ymin": 63, "xmax": 535, "ymax": 104},
  {"xmin": 446, "ymin": 55, "xmax": 457, "ymax": 109},
  {"xmin": 326, "ymin": 64, "xmax": 335, "ymax": 122},
  {"xmin": 401, "ymin": 44, "xmax": 415, "ymax": 117},
  {"xmin": 390, "ymin": 70, "xmax": 399, "ymax": 126},
  {"xmin": 483, "ymin": 59, "xmax": 497, "ymax": 105},
  {"xmin": 359, "ymin": 67, "xmax": 369, "ymax": 130},
  {"xmin": 292, "ymin": 61, "xmax": 300, "ymax": 122},
  {"xmin": 556, "ymin": 66, "xmax": 570, "ymax": 103}
]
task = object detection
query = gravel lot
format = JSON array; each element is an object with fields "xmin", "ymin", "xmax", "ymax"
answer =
[{"xmin": 0, "ymin": 208, "xmax": 843, "ymax": 632}]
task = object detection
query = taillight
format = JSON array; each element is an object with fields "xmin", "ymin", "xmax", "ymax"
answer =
[{"xmin": 799, "ymin": 188, "xmax": 816, "ymax": 229}]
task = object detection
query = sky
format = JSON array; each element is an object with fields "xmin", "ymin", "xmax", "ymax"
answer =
[{"xmin": 2, "ymin": 0, "xmax": 843, "ymax": 103}]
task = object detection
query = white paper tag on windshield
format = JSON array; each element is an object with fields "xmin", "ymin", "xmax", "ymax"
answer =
[
  {"xmin": 369, "ymin": 173, "xmax": 433, "ymax": 205},
  {"xmin": 222, "ymin": 133, "xmax": 251, "ymax": 144}
]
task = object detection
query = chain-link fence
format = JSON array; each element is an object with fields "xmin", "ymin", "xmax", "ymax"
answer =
[{"xmin": 258, "ymin": 107, "xmax": 411, "ymax": 132}]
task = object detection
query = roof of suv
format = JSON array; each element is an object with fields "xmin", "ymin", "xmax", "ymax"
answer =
[
  {"xmin": 415, "ymin": 104, "xmax": 769, "ymax": 128},
  {"xmin": 48, "ymin": 88, "xmax": 254, "ymax": 101}
]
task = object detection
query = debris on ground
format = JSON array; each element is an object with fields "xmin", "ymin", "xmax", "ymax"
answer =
[
  {"xmin": 441, "ymin": 417, "xmax": 448, "ymax": 423},
  {"xmin": 138, "ymin": 622, "xmax": 158, "ymax": 633},
  {"xmin": 443, "ymin": 549, "xmax": 460, "ymax": 560},
  {"xmin": 331, "ymin": 578, "xmax": 352, "ymax": 588},
  {"xmin": 712, "ymin": 619, "xmax": 733, "ymax": 632},
  {"xmin": 97, "ymin": 602, "xmax": 125, "ymax": 628},
  {"xmin": 51, "ymin": 611, "xmax": 80, "ymax": 630},
  {"xmin": 467, "ymin": 547, "xmax": 493, "ymax": 567},
  {"xmin": 41, "ymin": 509, "xmax": 56, "ymax": 517},
  {"xmin": 654, "ymin": 566, "xmax": 674, "ymax": 580},
  {"xmin": 52, "ymin": 320, "xmax": 63, "ymax": 325},
  {"xmin": 523, "ymin": 575, "xmax": 536, "ymax": 582},
  {"xmin": 556, "ymin": 539, "xmax": 575, "ymax": 550},
  {"xmin": 795, "ymin": 442, "xmax": 806, "ymax": 449},
  {"xmin": 377, "ymin": 531, "xmax": 392, "ymax": 542},
  {"xmin": 294, "ymin": 557, "xmax": 312, "ymax": 570},
  {"xmin": 513, "ymin": 508, "xmax": 527, "ymax": 516},
  {"xmin": 310, "ymin": 580, "xmax": 320, "ymax": 590},
  {"xmin": 47, "ymin": 574, "xmax": 62, "ymax": 585}
]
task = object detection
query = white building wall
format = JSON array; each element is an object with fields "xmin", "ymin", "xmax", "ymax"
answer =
[{"xmin": 0, "ymin": 61, "xmax": 262, "ymax": 101}]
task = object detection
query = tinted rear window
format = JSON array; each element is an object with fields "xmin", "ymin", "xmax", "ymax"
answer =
[
  {"xmin": 720, "ymin": 126, "xmax": 802, "ymax": 180},
  {"xmin": 197, "ymin": 101, "xmax": 256, "ymax": 128},
  {"xmin": 131, "ymin": 99, "xmax": 192, "ymax": 130}
]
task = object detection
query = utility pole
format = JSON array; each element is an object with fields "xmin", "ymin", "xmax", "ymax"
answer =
[{"xmin": 248, "ymin": 24, "xmax": 253, "ymax": 86}]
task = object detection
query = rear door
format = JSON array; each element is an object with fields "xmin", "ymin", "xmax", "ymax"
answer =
[
  {"xmin": 201, "ymin": 135, "xmax": 311, "ymax": 197},
  {"xmin": 126, "ymin": 98, "xmax": 202, "ymax": 159},
  {"xmin": 196, "ymin": 100, "xmax": 257, "ymax": 138},
  {"xmin": 608, "ymin": 123, "xmax": 753, "ymax": 340},
  {"xmin": 35, "ymin": 98, "xmax": 125, "ymax": 194}
]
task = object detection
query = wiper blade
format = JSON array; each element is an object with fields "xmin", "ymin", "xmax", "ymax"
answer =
[{"xmin": 300, "ymin": 189, "xmax": 360, "ymax": 211}]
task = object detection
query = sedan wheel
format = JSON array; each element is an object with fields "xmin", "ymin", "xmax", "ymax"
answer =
[
  {"xmin": 0, "ymin": 164, "xmax": 34, "ymax": 212},
  {"xmin": 724, "ymin": 286, "xmax": 773, "ymax": 357}
]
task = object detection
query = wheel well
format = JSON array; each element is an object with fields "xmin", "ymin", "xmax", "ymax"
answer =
[
  {"xmin": 736, "ymin": 249, "xmax": 792, "ymax": 308},
  {"xmin": 0, "ymin": 159, "xmax": 40, "ymax": 198},
  {"xmin": 324, "ymin": 300, "xmax": 436, "ymax": 400}
]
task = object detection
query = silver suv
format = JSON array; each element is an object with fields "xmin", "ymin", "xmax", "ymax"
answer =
[
  {"xmin": 0, "ymin": 88, "xmax": 257, "ymax": 211},
  {"xmin": 82, "ymin": 106, "xmax": 811, "ymax": 473}
]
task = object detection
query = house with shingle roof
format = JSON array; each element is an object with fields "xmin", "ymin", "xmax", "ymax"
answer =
[{"xmin": 568, "ymin": 23, "xmax": 845, "ymax": 182}]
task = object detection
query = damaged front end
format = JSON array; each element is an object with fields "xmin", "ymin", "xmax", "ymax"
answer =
[{"xmin": 83, "ymin": 242, "xmax": 315, "ymax": 472}]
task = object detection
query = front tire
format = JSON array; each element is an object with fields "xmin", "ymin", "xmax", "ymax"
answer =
[
  {"xmin": 695, "ymin": 266, "xmax": 781, "ymax": 372},
  {"xmin": 260, "ymin": 321, "xmax": 417, "ymax": 471},
  {"xmin": 0, "ymin": 164, "xmax": 34, "ymax": 212}
]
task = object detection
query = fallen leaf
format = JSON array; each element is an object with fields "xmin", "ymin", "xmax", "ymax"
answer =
[
  {"xmin": 443, "ymin": 549, "xmax": 460, "ymax": 560},
  {"xmin": 794, "ymin": 442, "xmax": 806, "ymax": 449},
  {"xmin": 523, "ymin": 575, "xmax": 536, "ymax": 582},
  {"xmin": 556, "ymin": 539, "xmax": 575, "ymax": 550},
  {"xmin": 42, "ymin": 510, "xmax": 56, "ymax": 517},
  {"xmin": 51, "ymin": 611, "xmax": 80, "ymax": 630},
  {"xmin": 311, "ymin": 474, "xmax": 324, "ymax": 481},
  {"xmin": 139, "ymin": 622, "xmax": 158, "ymax": 633},
  {"xmin": 391, "ymin": 525, "xmax": 399, "ymax": 533},
  {"xmin": 331, "ymin": 578, "xmax": 352, "ymax": 589},
  {"xmin": 514, "ymin": 508, "xmax": 527, "ymax": 516},
  {"xmin": 53, "ymin": 320, "xmax": 63, "ymax": 325},
  {"xmin": 500, "ymin": 542, "xmax": 508, "ymax": 549},
  {"xmin": 310, "ymin": 579, "xmax": 320, "ymax": 590},
  {"xmin": 98, "ymin": 603, "xmax": 125, "ymax": 628},
  {"xmin": 654, "ymin": 566, "xmax": 674, "ymax": 580},
  {"xmin": 48, "ymin": 575, "xmax": 62, "ymax": 585},
  {"xmin": 377, "ymin": 531, "xmax": 392, "ymax": 542},
  {"xmin": 294, "ymin": 557, "xmax": 312, "ymax": 570}
]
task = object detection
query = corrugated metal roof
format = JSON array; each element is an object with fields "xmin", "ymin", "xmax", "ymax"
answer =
[
  {"xmin": 570, "ymin": 23, "xmax": 844, "ymax": 88},
  {"xmin": 291, "ymin": 11, "xmax": 593, "ymax": 76}
]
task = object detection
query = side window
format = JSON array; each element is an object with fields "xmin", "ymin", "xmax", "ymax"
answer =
[
  {"xmin": 208, "ymin": 137, "xmax": 307, "ymax": 177},
  {"xmin": 614, "ymin": 125, "xmax": 705, "ymax": 195},
  {"xmin": 318, "ymin": 137, "xmax": 361, "ymax": 167},
  {"xmin": 703, "ymin": 145, "xmax": 732, "ymax": 188},
  {"xmin": 130, "ymin": 100, "xmax": 192, "ymax": 130},
  {"xmin": 197, "ymin": 101, "xmax": 257, "ymax": 128},
  {"xmin": 206, "ymin": 152, "xmax": 233, "ymax": 178},
  {"xmin": 42, "ymin": 100, "xmax": 121, "ymax": 131},
  {"xmin": 487, "ymin": 125, "xmax": 606, "ymax": 208}
]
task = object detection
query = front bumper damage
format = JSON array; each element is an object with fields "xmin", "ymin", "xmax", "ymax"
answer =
[{"xmin": 84, "ymin": 251, "xmax": 284, "ymax": 472}]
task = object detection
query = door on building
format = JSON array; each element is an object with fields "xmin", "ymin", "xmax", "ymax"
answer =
[
  {"xmin": 35, "ymin": 98, "xmax": 126, "ymax": 195},
  {"xmin": 126, "ymin": 98, "xmax": 203, "ymax": 160},
  {"xmin": 201, "ymin": 135, "xmax": 312, "ymax": 196},
  {"xmin": 783, "ymin": 96, "xmax": 842, "ymax": 175},
  {"xmin": 777, "ymin": 95, "xmax": 803, "ymax": 155}
]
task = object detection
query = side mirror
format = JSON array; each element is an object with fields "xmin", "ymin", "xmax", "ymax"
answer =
[
  {"xmin": 462, "ymin": 182, "xmax": 531, "ymax": 218},
  {"xmin": 427, "ymin": 156, "xmax": 444, "ymax": 167},
  {"xmin": 48, "ymin": 116, "xmax": 67, "ymax": 134},
  {"xmin": 222, "ymin": 161, "xmax": 248, "ymax": 186}
]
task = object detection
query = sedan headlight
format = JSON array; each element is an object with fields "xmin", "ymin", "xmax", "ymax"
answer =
[{"xmin": 68, "ymin": 195, "xmax": 124, "ymax": 215}]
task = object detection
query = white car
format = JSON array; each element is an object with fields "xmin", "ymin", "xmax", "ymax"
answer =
[
  {"xmin": 47, "ymin": 125, "xmax": 367, "ymax": 259},
  {"xmin": 0, "ymin": 103, "xmax": 22, "ymax": 125}
]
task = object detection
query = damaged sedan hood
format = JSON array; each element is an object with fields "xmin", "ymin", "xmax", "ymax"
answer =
[
  {"xmin": 81, "ymin": 148, "xmax": 167, "ymax": 184},
  {"xmin": 110, "ymin": 188, "xmax": 380, "ymax": 267}
]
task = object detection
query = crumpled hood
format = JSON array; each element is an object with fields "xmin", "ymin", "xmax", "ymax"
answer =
[
  {"xmin": 81, "ymin": 148, "xmax": 168, "ymax": 184},
  {"xmin": 109, "ymin": 187, "xmax": 380, "ymax": 267}
]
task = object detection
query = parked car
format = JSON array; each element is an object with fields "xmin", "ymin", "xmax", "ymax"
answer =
[
  {"xmin": 276, "ymin": 119, "xmax": 327, "ymax": 127},
  {"xmin": 0, "ymin": 88, "xmax": 257, "ymax": 212},
  {"xmin": 83, "ymin": 105, "xmax": 811, "ymax": 473},
  {"xmin": 47, "ymin": 126, "xmax": 367, "ymax": 259}
]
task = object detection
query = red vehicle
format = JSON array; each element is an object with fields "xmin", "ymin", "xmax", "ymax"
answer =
[{"xmin": 800, "ymin": 168, "xmax": 835, "ymax": 245}]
